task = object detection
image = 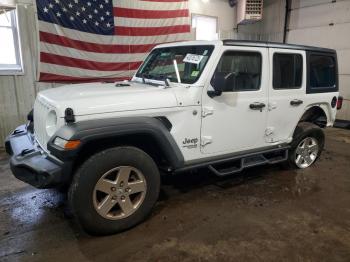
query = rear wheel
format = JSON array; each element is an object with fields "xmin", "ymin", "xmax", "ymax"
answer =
[
  {"xmin": 69, "ymin": 146, "xmax": 160, "ymax": 235},
  {"xmin": 288, "ymin": 122, "xmax": 325, "ymax": 169}
]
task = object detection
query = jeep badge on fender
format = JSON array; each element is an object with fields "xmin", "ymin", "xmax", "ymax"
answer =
[{"xmin": 5, "ymin": 40, "xmax": 341, "ymax": 235}]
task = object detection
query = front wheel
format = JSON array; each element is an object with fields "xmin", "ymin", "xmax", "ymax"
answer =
[
  {"xmin": 288, "ymin": 122, "xmax": 325, "ymax": 169},
  {"xmin": 69, "ymin": 146, "xmax": 160, "ymax": 235}
]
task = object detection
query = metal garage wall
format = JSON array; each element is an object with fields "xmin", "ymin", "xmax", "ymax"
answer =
[
  {"xmin": 0, "ymin": 0, "xmax": 236, "ymax": 147},
  {"xmin": 287, "ymin": 0, "xmax": 350, "ymax": 120}
]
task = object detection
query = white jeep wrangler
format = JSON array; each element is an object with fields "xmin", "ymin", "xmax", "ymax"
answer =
[{"xmin": 5, "ymin": 40, "xmax": 343, "ymax": 234}]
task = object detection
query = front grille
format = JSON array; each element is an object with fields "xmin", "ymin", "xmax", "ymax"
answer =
[{"xmin": 34, "ymin": 97, "xmax": 53, "ymax": 151}]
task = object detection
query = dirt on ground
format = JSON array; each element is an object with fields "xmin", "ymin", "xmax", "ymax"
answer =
[{"xmin": 0, "ymin": 128, "xmax": 350, "ymax": 262}]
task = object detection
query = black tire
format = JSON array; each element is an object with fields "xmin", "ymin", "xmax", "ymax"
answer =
[
  {"xmin": 287, "ymin": 122, "xmax": 325, "ymax": 169},
  {"xmin": 68, "ymin": 146, "xmax": 160, "ymax": 235}
]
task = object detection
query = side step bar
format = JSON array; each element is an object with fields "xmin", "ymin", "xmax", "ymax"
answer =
[
  {"xmin": 209, "ymin": 148, "xmax": 288, "ymax": 177},
  {"xmin": 174, "ymin": 145, "xmax": 290, "ymax": 176}
]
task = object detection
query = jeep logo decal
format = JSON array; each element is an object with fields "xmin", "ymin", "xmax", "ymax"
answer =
[{"xmin": 182, "ymin": 138, "xmax": 198, "ymax": 149}]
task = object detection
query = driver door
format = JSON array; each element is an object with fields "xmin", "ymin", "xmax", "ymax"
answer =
[{"xmin": 200, "ymin": 46, "xmax": 269, "ymax": 155}]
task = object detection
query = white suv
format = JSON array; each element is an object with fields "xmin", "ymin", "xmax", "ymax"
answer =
[{"xmin": 5, "ymin": 40, "xmax": 343, "ymax": 234}]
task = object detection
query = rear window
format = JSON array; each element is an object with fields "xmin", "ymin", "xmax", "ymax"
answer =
[
  {"xmin": 308, "ymin": 54, "xmax": 337, "ymax": 93},
  {"xmin": 273, "ymin": 53, "xmax": 303, "ymax": 89}
]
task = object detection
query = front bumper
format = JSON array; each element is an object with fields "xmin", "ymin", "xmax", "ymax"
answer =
[{"xmin": 5, "ymin": 125, "xmax": 65, "ymax": 188}]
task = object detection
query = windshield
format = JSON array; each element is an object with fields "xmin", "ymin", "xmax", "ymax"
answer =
[{"xmin": 136, "ymin": 45, "xmax": 214, "ymax": 84}]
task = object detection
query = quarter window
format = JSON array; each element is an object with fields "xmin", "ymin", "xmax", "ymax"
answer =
[
  {"xmin": 309, "ymin": 55, "xmax": 336, "ymax": 89},
  {"xmin": 211, "ymin": 51, "xmax": 262, "ymax": 92},
  {"xmin": 273, "ymin": 53, "xmax": 303, "ymax": 89}
]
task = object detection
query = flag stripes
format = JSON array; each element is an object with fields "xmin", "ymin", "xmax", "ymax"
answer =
[{"xmin": 37, "ymin": 0, "xmax": 191, "ymax": 82}]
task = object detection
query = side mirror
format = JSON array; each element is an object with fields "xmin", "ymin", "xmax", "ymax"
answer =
[
  {"xmin": 207, "ymin": 89, "xmax": 222, "ymax": 98},
  {"xmin": 208, "ymin": 74, "xmax": 225, "ymax": 98}
]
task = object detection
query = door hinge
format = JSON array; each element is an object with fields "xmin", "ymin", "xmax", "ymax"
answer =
[
  {"xmin": 201, "ymin": 136, "xmax": 212, "ymax": 147},
  {"xmin": 268, "ymin": 102, "xmax": 277, "ymax": 111},
  {"xmin": 202, "ymin": 107, "xmax": 214, "ymax": 118},
  {"xmin": 265, "ymin": 127, "xmax": 275, "ymax": 136}
]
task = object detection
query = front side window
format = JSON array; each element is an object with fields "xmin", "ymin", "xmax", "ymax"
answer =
[
  {"xmin": 0, "ymin": 9, "xmax": 22, "ymax": 74},
  {"xmin": 211, "ymin": 51, "xmax": 262, "ymax": 92},
  {"xmin": 273, "ymin": 53, "xmax": 303, "ymax": 89},
  {"xmin": 309, "ymin": 55, "xmax": 336, "ymax": 90},
  {"xmin": 136, "ymin": 45, "xmax": 214, "ymax": 84}
]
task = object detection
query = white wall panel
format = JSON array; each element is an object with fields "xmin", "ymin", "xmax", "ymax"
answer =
[{"xmin": 289, "ymin": 1, "xmax": 350, "ymax": 29}]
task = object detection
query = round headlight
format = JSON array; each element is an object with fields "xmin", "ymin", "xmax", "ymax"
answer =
[{"xmin": 46, "ymin": 110, "xmax": 57, "ymax": 137}]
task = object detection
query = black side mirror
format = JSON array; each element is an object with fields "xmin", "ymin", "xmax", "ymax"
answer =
[
  {"xmin": 207, "ymin": 89, "xmax": 222, "ymax": 98},
  {"xmin": 208, "ymin": 74, "xmax": 225, "ymax": 98}
]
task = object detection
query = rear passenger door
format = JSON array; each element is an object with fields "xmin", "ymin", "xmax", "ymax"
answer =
[{"xmin": 266, "ymin": 49, "xmax": 306, "ymax": 143}]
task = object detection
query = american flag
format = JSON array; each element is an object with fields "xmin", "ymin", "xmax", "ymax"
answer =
[{"xmin": 36, "ymin": 0, "xmax": 191, "ymax": 82}]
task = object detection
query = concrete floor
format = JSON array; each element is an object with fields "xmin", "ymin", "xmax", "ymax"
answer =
[{"xmin": 0, "ymin": 128, "xmax": 350, "ymax": 262}]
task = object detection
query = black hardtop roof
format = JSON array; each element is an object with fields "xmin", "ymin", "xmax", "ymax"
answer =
[{"xmin": 223, "ymin": 39, "xmax": 336, "ymax": 53}]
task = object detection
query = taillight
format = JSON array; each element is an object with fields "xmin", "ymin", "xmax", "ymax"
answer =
[{"xmin": 337, "ymin": 96, "xmax": 343, "ymax": 110}]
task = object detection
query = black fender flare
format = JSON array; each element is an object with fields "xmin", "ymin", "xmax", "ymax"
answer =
[{"xmin": 47, "ymin": 117, "xmax": 184, "ymax": 169}]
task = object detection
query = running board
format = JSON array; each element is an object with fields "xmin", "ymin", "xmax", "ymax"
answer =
[{"xmin": 208, "ymin": 148, "xmax": 288, "ymax": 177}]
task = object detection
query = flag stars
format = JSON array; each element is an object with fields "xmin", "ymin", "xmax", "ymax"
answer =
[
  {"xmin": 105, "ymin": 11, "xmax": 110, "ymax": 15},
  {"xmin": 87, "ymin": 2, "xmax": 91, "ymax": 6},
  {"xmin": 70, "ymin": 16, "xmax": 74, "ymax": 21},
  {"xmin": 43, "ymin": 7, "xmax": 48, "ymax": 13},
  {"xmin": 62, "ymin": 7, "xmax": 67, "ymax": 12},
  {"xmin": 94, "ymin": 9, "xmax": 98, "ymax": 14},
  {"xmin": 56, "ymin": 12, "xmax": 61, "ymax": 17},
  {"xmin": 74, "ymin": 0, "xmax": 79, "ymax": 3},
  {"xmin": 88, "ymin": 14, "xmax": 92, "ymax": 19},
  {"xmin": 100, "ymin": 16, "xmax": 104, "ymax": 21},
  {"xmin": 105, "ymin": 0, "xmax": 109, "ymax": 3},
  {"xmin": 81, "ymin": 6, "xmax": 86, "ymax": 11},
  {"xmin": 82, "ymin": 19, "xmax": 87, "ymax": 24},
  {"xmin": 95, "ymin": 21, "xmax": 99, "ymax": 26},
  {"xmin": 68, "ymin": 3, "xmax": 73, "ymax": 8},
  {"xmin": 55, "ymin": 0, "xmax": 60, "ymax": 3},
  {"xmin": 99, "ymin": 4, "xmax": 104, "ymax": 9},
  {"xmin": 106, "ymin": 22, "xmax": 111, "ymax": 27},
  {"xmin": 48, "ymin": 3, "xmax": 53, "ymax": 8},
  {"xmin": 76, "ymin": 11, "xmax": 80, "ymax": 16}
]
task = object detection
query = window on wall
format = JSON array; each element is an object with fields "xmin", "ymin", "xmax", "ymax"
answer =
[
  {"xmin": 192, "ymin": 14, "xmax": 218, "ymax": 41},
  {"xmin": 0, "ymin": 9, "xmax": 23, "ymax": 75},
  {"xmin": 273, "ymin": 53, "xmax": 303, "ymax": 89},
  {"xmin": 211, "ymin": 51, "xmax": 262, "ymax": 92}
]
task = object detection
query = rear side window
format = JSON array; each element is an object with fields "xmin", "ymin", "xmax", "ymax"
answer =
[
  {"xmin": 309, "ymin": 54, "xmax": 336, "ymax": 92},
  {"xmin": 273, "ymin": 53, "xmax": 303, "ymax": 89},
  {"xmin": 211, "ymin": 51, "xmax": 262, "ymax": 92}
]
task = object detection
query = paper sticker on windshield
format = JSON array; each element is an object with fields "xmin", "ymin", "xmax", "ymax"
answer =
[
  {"xmin": 191, "ymin": 71, "xmax": 199, "ymax": 77},
  {"xmin": 183, "ymin": 54, "xmax": 204, "ymax": 65}
]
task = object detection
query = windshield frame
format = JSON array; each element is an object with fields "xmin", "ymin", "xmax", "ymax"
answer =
[{"xmin": 135, "ymin": 45, "xmax": 215, "ymax": 85}]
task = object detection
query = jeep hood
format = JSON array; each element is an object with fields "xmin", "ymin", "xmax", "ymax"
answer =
[{"xmin": 38, "ymin": 81, "xmax": 179, "ymax": 116}]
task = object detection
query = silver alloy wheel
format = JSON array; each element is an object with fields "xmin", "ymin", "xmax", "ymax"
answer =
[
  {"xmin": 93, "ymin": 166, "xmax": 147, "ymax": 220},
  {"xmin": 295, "ymin": 137, "xmax": 319, "ymax": 169}
]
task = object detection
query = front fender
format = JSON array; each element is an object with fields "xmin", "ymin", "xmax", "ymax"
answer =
[{"xmin": 47, "ymin": 117, "xmax": 184, "ymax": 169}]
